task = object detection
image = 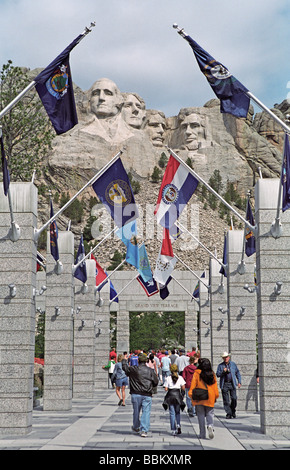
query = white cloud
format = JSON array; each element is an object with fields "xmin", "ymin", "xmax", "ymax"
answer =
[{"xmin": 0, "ymin": 0, "xmax": 289, "ymax": 116}]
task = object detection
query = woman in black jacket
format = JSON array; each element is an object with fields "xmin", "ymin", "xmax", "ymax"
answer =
[{"xmin": 163, "ymin": 364, "xmax": 186, "ymax": 436}]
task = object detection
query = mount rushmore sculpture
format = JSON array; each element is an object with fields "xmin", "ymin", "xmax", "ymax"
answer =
[{"xmin": 48, "ymin": 76, "xmax": 289, "ymax": 193}]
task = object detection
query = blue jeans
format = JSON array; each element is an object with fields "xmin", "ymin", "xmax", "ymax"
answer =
[
  {"xmin": 131, "ymin": 394, "xmax": 152, "ymax": 433},
  {"xmin": 169, "ymin": 403, "xmax": 181, "ymax": 431},
  {"xmin": 162, "ymin": 370, "xmax": 170, "ymax": 384}
]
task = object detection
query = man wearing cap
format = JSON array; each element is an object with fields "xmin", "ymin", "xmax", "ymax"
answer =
[
  {"xmin": 216, "ymin": 352, "xmax": 241, "ymax": 419},
  {"xmin": 122, "ymin": 353, "xmax": 158, "ymax": 437}
]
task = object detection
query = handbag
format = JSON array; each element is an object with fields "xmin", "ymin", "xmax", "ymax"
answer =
[{"xmin": 191, "ymin": 380, "xmax": 208, "ymax": 401}]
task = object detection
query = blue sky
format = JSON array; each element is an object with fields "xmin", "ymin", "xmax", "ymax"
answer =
[{"xmin": 0, "ymin": 0, "xmax": 289, "ymax": 117}]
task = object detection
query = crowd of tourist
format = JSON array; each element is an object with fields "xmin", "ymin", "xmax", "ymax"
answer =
[{"xmin": 103, "ymin": 347, "xmax": 241, "ymax": 440}]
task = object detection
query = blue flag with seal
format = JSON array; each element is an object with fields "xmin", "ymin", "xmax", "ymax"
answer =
[
  {"xmin": 180, "ymin": 32, "xmax": 250, "ymax": 118},
  {"xmin": 34, "ymin": 34, "xmax": 81, "ymax": 135},
  {"xmin": 282, "ymin": 133, "xmax": 290, "ymax": 212},
  {"xmin": 138, "ymin": 243, "xmax": 153, "ymax": 282},
  {"xmin": 0, "ymin": 132, "xmax": 10, "ymax": 196},
  {"xmin": 245, "ymin": 199, "xmax": 256, "ymax": 257},
  {"xmin": 93, "ymin": 158, "xmax": 138, "ymax": 228},
  {"xmin": 109, "ymin": 279, "xmax": 119, "ymax": 303},
  {"xmin": 74, "ymin": 234, "xmax": 87, "ymax": 283},
  {"xmin": 192, "ymin": 270, "xmax": 205, "ymax": 299},
  {"xmin": 50, "ymin": 199, "xmax": 59, "ymax": 262}
]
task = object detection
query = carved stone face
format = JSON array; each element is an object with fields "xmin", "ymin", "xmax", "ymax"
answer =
[
  {"xmin": 89, "ymin": 78, "xmax": 122, "ymax": 118},
  {"xmin": 145, "ymin": 111, "xmax": 166, "ymax": 147},
  {"xmin": 179, "ymin": 113, "xmax": 203, "ymax": 151},
  {"xmin": 122, "ymin": 93, "xmax": 146, "ymax": 129}
]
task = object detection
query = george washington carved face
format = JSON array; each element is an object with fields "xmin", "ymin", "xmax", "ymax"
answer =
[{"xmin": 89, "ymin": 78, "xmax": 123, "ymax": 119}]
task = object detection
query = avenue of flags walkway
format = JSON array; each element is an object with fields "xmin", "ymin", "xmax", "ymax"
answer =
[{"xmin": 0, "ymin": 389, "xmax": 289, "ymax": 451}]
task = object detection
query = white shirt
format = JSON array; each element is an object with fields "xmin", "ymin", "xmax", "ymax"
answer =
[{"xmin": 164, "ymin": 375, "xmax": 186, "ymax": 390}]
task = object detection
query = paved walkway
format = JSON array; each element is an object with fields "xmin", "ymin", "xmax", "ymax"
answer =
[{"xmin": 0, "ymin": 389, "xmax": 290, "ymax": 451}]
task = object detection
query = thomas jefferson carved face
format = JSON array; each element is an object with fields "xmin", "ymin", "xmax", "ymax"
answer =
[
  {"xmin": 89, "ymin": 78, "xmax": 122, "ymax": 118},
  {"xmin": 122, "ymin": 93, "xmax": 146, "ymax": 129}
]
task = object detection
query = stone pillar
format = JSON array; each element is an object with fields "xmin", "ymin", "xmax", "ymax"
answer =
[
  {"xmin": 227, "ymin": 230, "xmax": 258, "ymax": 412},
  {"xmin": 43, "ymin": 231, "xmax": 74, "ymax": 411},
  {"xmin": 210, "ymin": 258, "xmax": 228, "ymax": 370},
  {"xmin": 0, "ymin": 183, "xmax": 37, "ymax": 435},
  {"xmin": 255, "ymin": 179, "xmax": 290, "ymax": 436},
  {"xmin": 73, "ymin": 259, "xmax": 96, "ymax": 398},
  {"xmin": 199, "ymin": 278, "xmax": 211, "ymax": 359},
  {"xmin": 94, "ymin": 282, "xmax": 110, "ymax": 390}
]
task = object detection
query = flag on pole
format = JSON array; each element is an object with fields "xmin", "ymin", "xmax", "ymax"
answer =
[
  {"xmin": 180, "ymin": 32, "xmax": 250, "ymax": 118},
  {"xmin": 192, "ymin": 271, "xmax": 205, "ymax": 299},
  {"xmin": 137, "ymin": 275, "xmax": 159, "ymax": 297},
  {"xmin": 116, "ymin": 220, "xmax": 140, "ymax": 268},
  {"xmin": 138, "ymin": 243, "xmax": 153, "ymax": 282},
  {"xmin": 282, "ymin": 133, "xmax": 290, "ymax": 212},
  {"xmin": 34, "ymin": 34, "xmax": 81, "ymax": 134},
  {"xmin": 153, "ymin": 228, "xmax": 177, "ymax": 285},
  {"xmin": 159, "ymin": 276, "xmax": 172, "ymax": 300},
  {"xmin": 245, "ymin": 199, "xmax": 256, "ymax": 257},
  {"xmin": 109, "ymin": 280, "xmax": 119, "ymax": 303},
  {"xmin": 93, "ymin": 157, "xmax": 138, "ymax": 228},
  {"xmin": 90, "ymin": 253, "xmax": 107, "ymax": 287},
  {"xmin": 155, "ymin": 154, "xmax": 198, "ymax": 228},
  {"xmin": 74, "ymin": 234, "xmax": 87, "ymax": 283},
  {"xmin": 50, "ymin": 199, "xmax": 59, "ymax": 262},
  {"xmin": 0, "ymin": 133, "xmax": 10, "ymax": 196},
  {"xmin": 219, "ymin": 233, "xmax": 227, "ymax": 277}
]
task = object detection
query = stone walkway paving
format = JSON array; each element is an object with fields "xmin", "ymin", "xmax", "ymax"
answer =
[{"xmin": 0, "ymin": 389, "xmax": 290, "ymax": 452}]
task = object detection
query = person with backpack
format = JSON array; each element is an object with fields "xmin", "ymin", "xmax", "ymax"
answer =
[
  {"xmin": 162, "ymin": 363, "xmax": 186, "ymax": 436},
  {"xmin": 188, "ymin": 358, "xmax": 219, "ymax": 440}
]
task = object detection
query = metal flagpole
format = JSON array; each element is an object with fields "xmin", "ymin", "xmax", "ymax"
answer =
[
  {"xmin": 171, "ymin": 275, "xmax": 199, "ymax": 304},
  {"xmin": 176, "ymin": 221, "xmax": 225, "ymax": 269},
  {"xmin": 109, "ymin": 274, "xmax": 139, "ymax": 305},
  {"xmin": 34, "ymin": 150, "xmax": 122, "ymax": 242},
  {"xmin": 95, "ymin": 259, "xmax": 127, "ymax": 292},
  {"xmin": 72, "ymin": 226, "xmax": 119, "ymax": 273},
  {"xmin": 0, "ymin": 22, "xmax": 96, "ymax": 121},
  {"xmin": 167, "ymin": 147, "xmax": 256, "ymax": 235},
  {"xmin": 175, "ymin": 254, "xmax": 209, "ymax": 289}
]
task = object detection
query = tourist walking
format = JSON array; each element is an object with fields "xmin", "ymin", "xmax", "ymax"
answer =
[
  {"xmin": 160, "ymin": 351, "xmax": 171, "ymax": 385},
  {"xmin": 182, "ymin": 355, "xmax": 197, "ymax": 416},
  {"xmin": 163, "ymin": 364, "xmax": 186, "ymax": 436},
  {"xmin": 188, "ymin": 358, "xmax": 219, "ymax": 440},
  {"xmin": 176, "ymin": 349, "xmax": 189, "ymax": 375},
  {"xmin": 216, "ymin": 352, "xmax": 241, "ymax": 418},
  {"xmin": 111, "ymin": 354, "xmax": 128, "ymax": 406},
  {"xmin": 122, "ymin": 353, "xmax": 158, "ymax": 437}
]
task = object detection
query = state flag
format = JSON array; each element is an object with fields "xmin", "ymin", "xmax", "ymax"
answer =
[
  {"xmin": 180, "ymin": 32, "xmax": 250, "ymax": 118},
  {"xmin": 50, "ymin": 199, "xmax": 59, "ymax": 262},
  {"xmin": 0, "ymin": 133, "xmax": 10, "ymax": 196},
  {"xmin": 74, "ymin": 234, "xmax": 87, "ymax": 283},
  {"xmin": 34, "ymin": 34, "xmax": 81, "ymax": 134},
  {"xmin": 153, "ymin": 228, "xmax": 177, "ymax": 285},
  {"xmin": 137, "ymin": 275, "xmax": 159, "ymax": 297},
  {"xmin": 282, "ymin": 133, "xmax": 290, "ymax": 212},
  {"xmin": 155, "ymin": 154, "xmax": 198, "ymax": 228},
  {"xmin": 219, "ymin": 233, "xmax": 227, "ymax": 277},
  {"xmin": 245, "ymin": 199, "xmax": 256, "ymax": 257},
  {"xmin": 93, "ymin": 157, "xmax": 138, "ymax": 228},
  {"xmin": 90, "ymin": 253, "xmax": 107, "ymax": 287}
]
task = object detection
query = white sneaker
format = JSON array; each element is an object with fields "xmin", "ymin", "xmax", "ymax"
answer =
[
  {"xmin": 208, "ymin": 425, "xmax": 214, "ymax": 439},
  {"xmin": 172, "ymin": 430, "xmax": 177, "ymax": 436},
  {"xmin": 140, "ymin": 432, "xmax": 148, "ymax": 437}
]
